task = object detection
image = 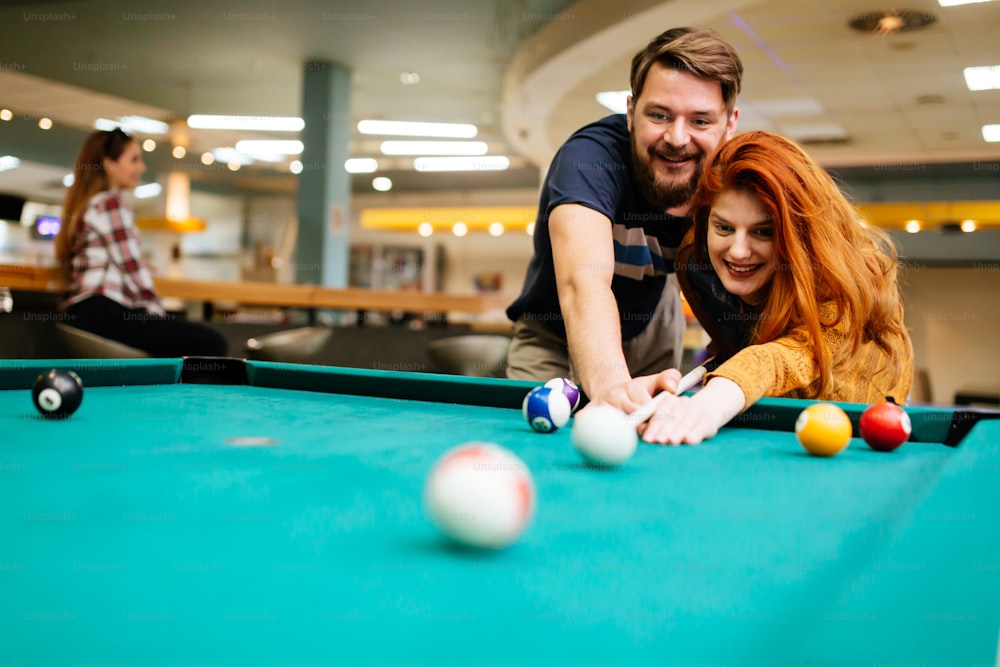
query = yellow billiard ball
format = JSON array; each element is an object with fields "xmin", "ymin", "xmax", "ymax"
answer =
[{"xmin": 795, "ymin": 403, "xmax": 853, "ymax": 457}]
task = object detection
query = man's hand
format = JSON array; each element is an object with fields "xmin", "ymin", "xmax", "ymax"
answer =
[{"xmin": 592, "ymin": 368, "xmax": 683, "ymax": 413}]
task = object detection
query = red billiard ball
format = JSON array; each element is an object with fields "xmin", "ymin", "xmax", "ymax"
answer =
[{"xmin": 859, "ymin": 399, "xmax": 911, "ymax": 452}]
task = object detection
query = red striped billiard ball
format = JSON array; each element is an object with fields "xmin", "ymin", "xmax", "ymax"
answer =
[{"xmin": 859, "ymin": 400, "xmax": 911, "ymax": 452}]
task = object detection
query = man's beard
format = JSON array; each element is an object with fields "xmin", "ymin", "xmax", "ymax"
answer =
[{"xmin": 632, "ymin": 140, "xmax": 702, "ymax": 211}]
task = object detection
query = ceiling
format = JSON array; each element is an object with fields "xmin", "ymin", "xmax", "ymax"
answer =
[{"xmin": 0, "ymin": 0, "xmax": 998, "ymax": 207}]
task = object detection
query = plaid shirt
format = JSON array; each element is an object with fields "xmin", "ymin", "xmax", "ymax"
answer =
[{"xmin": 61, "ymin": 190, "xmax": 165, "ymax": 315}]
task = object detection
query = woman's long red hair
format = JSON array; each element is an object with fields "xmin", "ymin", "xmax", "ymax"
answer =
[{"xmin": 689, "ymin": 130, "xmax": 909, "ymax": 394}]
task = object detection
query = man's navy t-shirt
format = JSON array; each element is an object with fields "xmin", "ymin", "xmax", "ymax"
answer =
[{"xmin": 506, "ymin": 114, "xmax": 689, "ymax": 340}]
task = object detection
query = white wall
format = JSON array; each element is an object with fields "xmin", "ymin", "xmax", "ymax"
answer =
[
  {"xmin": 349, "ymin": 187, "xmax": 538, "ymax": 298},
  {"xmin": 136, "ymin": 190, "xmax": 247, "ymax": 282},
  {"xmin": 902, "ymin": 266, "xmax": 1000, "ymax": 405}
]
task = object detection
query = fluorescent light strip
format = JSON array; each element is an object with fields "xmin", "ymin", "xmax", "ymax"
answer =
[
  {"xmin": 381, "ymin": 141, "xmax": 488, "ymax": 156},
  {"xmin": 938, "ymin": 0, "xmax": 994, "ymax": 6},
  {"xmin": 212, "ymin": 147, "xmax": 254, "ymax": 165},
  {"xmin": 234, "ymin": 140, "xmax": 303, "ymax": 154},
  {"xmin": 240, "ymin": 153, "xmax": 285, "ymax": 163},
  {"xmin": 133, "ymin": 183, "xmax": 163, "ymax": 199},
  {"xmin": 596, "ymin": 90, "xmax": 630, "ymax": 114},
  {"xmin": 413, "ymin": 156, "xmax": 510, "ymax": 172},
  {"xmin": 187, "ymin": 115, "xmax": 304, "ymax": 131},
  {"xmin": 358, "ymin": 119, "xmax": 477, "ymax": 138},
  {"xmin": 964, "ymin": 65, "xmax": 1000, "ymax": 91},
  {"xmin": 0, "ymin": 155, "xmax": 20, "ymax": 172},
  {"xmin": 982, "ymin": 124, "xmax": 1000, "ymax": 142},
  {"xmin": 95, "ymin": 116, "xmax": 170, "ymax": 135},
  {"xmin": 345, "ymin": 158, "xmax": 378, "ymax": 173}
]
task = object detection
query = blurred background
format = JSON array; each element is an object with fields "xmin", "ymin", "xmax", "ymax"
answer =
[{"xmin": 0, "ymin": 0, "xmax": 998, "ymax": 404}]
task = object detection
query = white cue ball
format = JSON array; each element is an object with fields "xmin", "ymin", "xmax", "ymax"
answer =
[
  {"xmin": 424, "ymin": 442, "xmax": 536, "ymax": 549},
  {"xmin": 571, "ymin": 405, "xmax": 638, "ymax": 466}
]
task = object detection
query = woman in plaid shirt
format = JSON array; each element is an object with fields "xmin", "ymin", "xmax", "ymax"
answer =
[{"xmin": 56, "ymin": 129, "xmax": 228, "ymax": 357}]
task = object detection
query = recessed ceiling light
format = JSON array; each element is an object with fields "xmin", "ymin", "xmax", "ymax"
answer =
[
  {"xmin": 961, "ymin": 220, "xmax": 977, "ymax": 232},
  {"xmin": 848, "ymin": 9, "xmax": 937, "ymax": 35},
  {"xmin": 418, "ymin": 222, "xmax": 434, "ymax": 237},
  {"xmin": 38, "ymin": 118, "xmax": 52, "ymax": 130},
  {"xmin": 0, "ymin": 155, "xmax": 21, "ymax": 172},
  {"xmin": 905, "ymin": 220, "xmax": 922, "ymax": 233},
  {"xmin": 399, "ymin": 72, "xmax": 420, "ymax": 85},
  {"xmin": 172, "ymin": 146, "xmax": 186, "ymax": 159},
  {"xmin": 289, "ymin": 160, "xmax": 303, "ymax": 174},
  {"xmin": 358, "ymin": 120, "xmax": 477, "ymax": 138},
  {"xmin": 187, "ymin": 115, "xmax": 304, "ymax": 131},
  {"xmin": 452, "ymin": 222, "xmax": 468, "ymax": 237},
  {"xmin": 142, "ymin": 139, "xmax": 156, "ymax": 152},
  {"xmin": 372, "ymin": 176, "xmax": 393, "ymax": 192},
  {"xmin": 381, "ymin": 141, "xmax": 487, "ymax": 156},
  {"xmin": 964, "ymin": 65, "xmax": 1000, "ymax": 91},
  {"xmin": 0, "ymin": 109, "xmax": 12, "ymax": 121}
]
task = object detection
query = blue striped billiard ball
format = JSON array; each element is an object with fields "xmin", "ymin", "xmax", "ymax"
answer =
[{"xmin": 522, "ymin": 386, "xmax": 572, "ymax": 433}]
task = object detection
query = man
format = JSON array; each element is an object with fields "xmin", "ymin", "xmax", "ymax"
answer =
[{"xmin": 505, "ymin": 27, "xmax": 742, "ymax": 409}]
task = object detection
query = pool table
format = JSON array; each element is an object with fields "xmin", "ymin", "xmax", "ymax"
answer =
[{"xmin": 1, "ymin": 358, "xmax": 998, "ymax": 666}]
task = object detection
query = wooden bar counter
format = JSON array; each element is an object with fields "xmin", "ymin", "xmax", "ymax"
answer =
[{"xmin": 0, "ymin": 264, "xmax": 494, "ymax": 319}]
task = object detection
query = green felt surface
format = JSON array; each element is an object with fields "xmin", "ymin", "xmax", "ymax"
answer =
[
  {"xmin": 0, "ymin": 363, "xmax": 998, "ymax": 666},
  {"xmin": 0, "ymin": 358, "xmax": 182, "ymax": 390}
]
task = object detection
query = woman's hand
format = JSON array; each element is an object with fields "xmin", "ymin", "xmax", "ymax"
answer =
[
  {"xmin": 638, "ymin": 393, "xmax": 722, "ymax": 445},
  {"xmin": 632, "ymin": 376, "xmax": 747, "ymax": 446}
]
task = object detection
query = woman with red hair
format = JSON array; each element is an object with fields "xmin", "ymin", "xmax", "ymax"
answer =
[{"xmin": 624, "ymin": 130, "xmax": 913, "ymax": 444}]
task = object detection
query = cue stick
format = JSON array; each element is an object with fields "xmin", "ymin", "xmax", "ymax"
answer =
[{"xmin": 628, "ymin": 364, "xmax": 708, "ymax": 425}]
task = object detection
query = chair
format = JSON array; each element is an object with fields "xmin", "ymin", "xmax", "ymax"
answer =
[
  {"xmin": 426, "ymin": 335, "xmax": 511, "ymax": 378},
  {"xmin": 55, "ymin": 323, "xmax": 150, "ymax": 359},
  {"xmin": 245, "ymin": 326, "xmax": 333, "ymax": 364}
]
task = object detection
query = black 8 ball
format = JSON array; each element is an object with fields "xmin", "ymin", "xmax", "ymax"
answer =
[{"xmin": 32, "ymin": 369, "xmax": 84, "ymax": 419}]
